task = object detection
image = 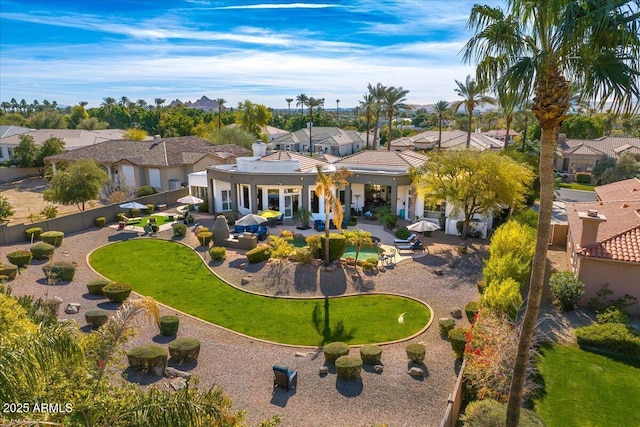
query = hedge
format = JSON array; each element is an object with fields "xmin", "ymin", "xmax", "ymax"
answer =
[
  {"xmin": 461, "ymin": 399, "xmax": 545, "ymax": 426},
  {"xmin": 25, "ymin": 227, "xmax": 42, "ymax": 241},
  {"xmin": 42, "ymin": 261, "xmax": 75, "ymax": 281},
  {"xmin": 209, "ymin": 246, "xmax": 226, "ymax": 261},
  {"xmin": 173, "ymin": 223, "xmax": 187, "ymax": 237},
  {"xmin": 40, "ymin": 231, "xmax": 64, "ymax": 247},
  {"xmin": 359, "ymin": 344, "xmax": 382, "ymax": 365},
  {"xmin": 86, "ymin": 279, "xmax": 113, "ymax": 295},
  {"xmin": 246, "ymin": 245, "xmax": 272, "ymax": 263},
  {"xmin": 94, "ymin": 217, "xmax": 107, "ymax": 227},
  {"xmin": 196, "ymin": 231, "xmax": 213, "ymax": 246},
  {"xmin": 136, "ymin": 185, "xmax": 156, "ymax": 197},
  {"xmin": 159, "ymin": 315, "xmax": 180, "ymax": 336},
  {"xmin": 29, "ymin": 242, "xmax": 55, "ymax": 260},
  {"xmin": 335, "ymin": 355, "xmax": 363, "ymax": 379},
  {"xmin": 168, "ymin": 337, "xmax": 201, "ymax": 363},
  {"xmin": 576, "ymin": 171, "xmax": 592, "ymax": 184},
  {"xmin": 575, "ymin": 323, "xmax": 640, "ymax": 358},
  {"xmin": 319, "ymin": 233, "xmax": 347, "ymax": 261},
  {"xmin": 85, "ymin": 309, "xmax": 109, "ymax": 328},
  {"xmin": 127, "ymin": 344, "xmax": 167, "ymax": 373},
  {"xmin": 448, "ymin": 328, "xmax": 467, "ymax": 359},
  {"xmin": 0, "ymin": 264, "xmax": 18, "ymax": 281},
  {"xmin": 465, "ymin": 301, "xmax": 480, "ymax": 323},
  {"xmin": 102, "ymin": 283, "xmax": 132, "ymax": 303},
  {"xmin": 406, "ymin": 343, "xmax": 426, "ymax": 364},
  {"xmin": 324, "ymin": 341, "xmax": 350, "ymax": 363},
  {"xmin": 7, "ymin": 250, "xmax": 32, "ymax": 269}
]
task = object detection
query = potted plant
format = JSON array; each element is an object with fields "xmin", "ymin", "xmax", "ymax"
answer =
[{"xmin": 295, "ymin": 207, "xmax": 312, "ymax": 230}]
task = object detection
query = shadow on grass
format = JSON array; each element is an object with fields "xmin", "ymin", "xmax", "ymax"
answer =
[
  {"xmin": 335, "ymin": 377, "xmax": 363, "ymax": 397},
  {"xmin": 312, "ymin": 297, "xmax": 356, "ymax": 345}
]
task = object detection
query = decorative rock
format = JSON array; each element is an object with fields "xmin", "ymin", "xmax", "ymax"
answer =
[
  {"xmin": 295, "ymin": 352, "xmax": 307, "ymax": 357},
  {"xmin": 451, "ymin": 308, "xmax": 463, "ymax": 319},
  {"xmin": 373, "ymin": 365, "xmax": 384, "ymax": 373},
  {"xmin": 433, "ymin": 269, "xmax": 443, "ymax": 276},
  {"xmin": 65, "ymin": 303, "xmax": 80, "ymax": 314},
  {"xmin": 239, "ymin": 263, "xmax": 247, "ymax": 270},
  {"xmin": 164, "ymin": 367, "xmax": 192, "ymax": 379},
  {"xmin": 408, "ymin": 367, "xmax": 424, "ymax": 377},
  {"xmin": 170, "ymin": 377, "xmax": 187, "ymax": 390},
  {"xmin": 151, "ymin": 365, "xmax": 165, "ymax": 377},
  {"xmin": 318, "ymin": 366, "xmax": 329, "ymax": 375},
  {"xmin": 241, "ymin": 276, "xmax": 251, "ymax": 285}
]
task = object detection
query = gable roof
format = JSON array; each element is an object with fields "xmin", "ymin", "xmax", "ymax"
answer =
[
  {"xmin": 45, "ymin": 136, "xmax": 250, "ymax": 167},
  {"xmin": 390, "ymin": 130, "xmax": 504, "ymax": 151},
  {"xmin": 334, "ymin": 150, "xmax": 427, "ymax": 172},
  {"xmin": 581, "ymin": 224, "xmax": 640, "ymax": 263},
  {"xmin": 560, "ymin": 136, "xmax": 640, "ymax": 158},
  {"xmin": 258, "ymin": 151, "xmax": 328, "ymax": 173},
  {"xmin": 272, "ymin": 127, "xmax": 368, "ymax": 147},
  {"xmin": 595, "ymin": 178, "xmax": 640, "ymax": 202},
  {"xmin": 0, "ymin": 128, "xmax": 133, "ymax": 150},
  {"xmin": 0, "ymin": 125, "xmax": 32, "ymax": 139}
]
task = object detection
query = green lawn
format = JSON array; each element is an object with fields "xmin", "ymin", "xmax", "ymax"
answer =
[
  {"xmin": 291, "ymin": 237, "xmax": 381, "ymax": 260},
  {"xmin": 137, "ymin": 215, "xmax": 175, "ymax": 227},
  {"xmin": 534, "ymin": 344, "xmax": 640, "ymax": 426},
  {"xmin": 89, "ymin": 239, "xmax": 431, "ymax": 346},
  {"xmin": 559, "ymin": 182, "xmax": 595, "ymax": 191}
]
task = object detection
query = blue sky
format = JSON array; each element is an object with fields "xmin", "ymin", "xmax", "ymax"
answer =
[{"xmin": 0, "ymin": 0, "xmax": 504, "ymax": 109}]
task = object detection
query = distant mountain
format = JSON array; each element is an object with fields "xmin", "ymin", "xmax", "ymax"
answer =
[{"xmin": 169, "ymin": 96, "xmax": 223, "ymax": 111}]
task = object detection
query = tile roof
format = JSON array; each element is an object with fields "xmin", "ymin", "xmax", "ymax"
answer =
[
  {"xmin": 1, "ymin": 128, "xmax": 135, "ymax": 150},
  {"xmin": 581, "ymin": 225, "xmax": 640, "ymax": 263},
  {"xmin": 390, "ymin": 130, "xmax": 503, "ymax": 151},
  {"xmin": 595, "ymin": 178, "xmax": 640, "ymax": 202},
  {"xmin": 272, "ymin": 127, "xmax": 368, "ymax": 147},
  {"xmin": 0, "ymin": 125, "xmax": 32, "ymax": 138},
  {"xmin": 335, "ymin": 150, "xmax": 427, "ymax": 172},
  {"xmin": 560, "ymin": 136, "xmax": 640, "ymax": 158},
  {"xmin": 259, "ymin": 151, "xmax": 328, "ymax": 173},
  {"xmin": 45, "ymin": 136, "xmax": 250, "ymax": 167}
]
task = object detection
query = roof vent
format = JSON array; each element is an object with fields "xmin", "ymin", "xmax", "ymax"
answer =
[{"xmin": 587, "ymin": 209, "xmax": 598, "ymax": 217}]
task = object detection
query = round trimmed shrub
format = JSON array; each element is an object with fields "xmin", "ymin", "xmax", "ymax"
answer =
[
  {"xmin": 40, "ymin": 231, "xmax": 64, "ymax": 247},
  {"xmin": 438, "ymin": 318, "xmax": 455, "ymax": 336},
  {"xmin": 173, "ymin": 223, "xmax": 187, "ymax": 237},
  {"xmin": 25, "ymin": 227, "xmax": 42, "ymax": 241},
  {"xmin": 196, "ymin": 231, "xmax": 213, "ymax": 246},
  {"xmin": 85, "ymin": 309, "xmax": 109, "ymax": 327},
  {"xmin": 117, "ymin": 212, "xmax": 127, "ymax": 222},
  {"xmin": 465, "ymin": 301, "xmax": 480, "ymax": 323},
  {"xmin": 448, "ymin": 328, "xmax": 467, "ymax": 359},
  {"xmin": 159, "ymin": 315, "xmax": 180, "ymax": 336},
  {"xmin": 549, "ymin": 271, "xmax": 585, "ymax": 311},
  {"xmin": 30, "ymin": 242, "xmax": 55, "ymax": 260},
  {"xmin": 102, "ymin": 283, "xmax": 132, "ymax": 302},
  {"xmin": 42, "ymin": 296, "xmax": 63, "ymax": 316},
  {"xmin": 130, "ymin": 208, "xmax": 140, "ymax": 217},
  {"xmin": 319, "ymin": 233, "xmax": 347, "ymax": 261},
  {"xmin": 0, "ymin": 264, "xmax": 17, "ymax": 281},
  {"xmin": 394, "ymin": 226, "xmax": 410, "ymax": 240},
  {"xmin": 94, "ymin": 217, "xmax": 107, "ymax": 227},
  {"xmin": 145, "ymin": 204, "xmax": 155, "ymax": 214},
  {"xmin": 136, "ymin": 185, "xmax": 156, "ymax": 197},
  {"xmin": 86, "ymin": 278, "xmax": 113, "ymax": 295},
  {"xmin": 359, "ymin": 344, "xmax": 382, "ymax": 365},
  {"xmin": 127, "ymin": 344, "xmax": 167, "ymax": 373},
  {"xmin": 42, "ymin": 261, "xmax": 75, "ymax": 281},
  {"xmin": 246, "ymin": 245, "xmax": 272, "ymax": 263},
  {"xmin": 461, "ymin": 399, "xmax": 545, "ymax": 427},
  {"xmin": 168, "ymin": 337, "xmax": 201, "ymax": 363},
  {"xmin": 335, "ymin": 355, "xmax": 363, "ymax": 379},
  {"xmin": 209, "ymin": 246, "xmax": 226, "ymax": 261},
  {"xmin": 324, "ymin": 341, "xmax": 350, "ymax": 363},
  {"xmin": 7, "ymin": 250, "xmax": 32, "ymax": 269},
  {"xmin": 406, "ymin": 343, "xmax": 426, "ymax": 364}
]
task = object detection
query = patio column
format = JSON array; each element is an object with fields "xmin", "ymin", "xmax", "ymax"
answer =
[
  {"xmin": 389, "ymin": 184, "xmax": 398, "ymax": 215},
  {"xmin": 251, "ymin": 183, "xmax": 258, "ymax": 214},
  {"xmin": 230, "ymin": 182, "xmax": 238, "ymax": 213},
  {"xmin": 344, "ymin": 184, "xmax": 352, "ymax": 221}
]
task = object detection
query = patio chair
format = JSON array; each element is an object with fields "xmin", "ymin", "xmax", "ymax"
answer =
[
  {"xmin": 256, "ymin": 225, "xmax": 268, "ymax": 241},
  {"xmin": 396, "ymin": 240, "xmax": 424, "ymax": 252},
  {"xmin": 245, "ymin": 224, "xmax": 259, "ymax": 234},
  {"xmin": 234, "ymin": 225, "xmax": 246, "ymax": 234},
  {"xmin": 314, "ymin": 219, "xmax": 325, "ymax": 231},
  {"xmin": 273, "ymin": 365, "xmax": 297, "ymax": 391},
  {"xmin": 394, "ymin": 233, "xmax": 416, "ymax": 245}
]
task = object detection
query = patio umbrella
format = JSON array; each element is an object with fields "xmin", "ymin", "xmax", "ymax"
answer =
[
  {"xmin": 235, "ymin": 213, "xmax": 268, "ymax": 226},
  {"xmin": 119, "ymin": 201, "xmax": 148, "ymax": 210},
  {"xmin": 258, "ymin": 209, "xmax": 283, "ymax": 219},
  {"xmin": 407, "ymin": 220, "xmax": 441, "ymax": 233},
  {"xmin": 177, "ymin": 195, "xmax": 204, "ymax": 204}
]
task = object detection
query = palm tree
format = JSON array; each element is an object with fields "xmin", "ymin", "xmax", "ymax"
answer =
[
  {"xmin": 464, "ymin": 2, "xmax": 640, "ymax": 424},
  {"xmin": 119, "ymin": 96, "xmax": 129, "ymax": 107},
  {"xmin": 154, "ymin": 98, "xmax": 165, "ymax": 109},
  {"xmin": 343, "ymin": 228, "xmax": 373, "ymax": 268},
  {"xmin": 101, "ymin": 97, "xmax": 116, "ymax": 114},
  {"xmin": 367, "ymin": 83, "xmax": 386, "ymax": 150},
  {"xmin": 137, "ymin": 99, "xmax": 148, "ymax": 109},
  {"xmin": 296, "ymin": 93, "xmax": 308, "ymax": 115},
  {"xmin": 285, "ymin": 98, "xmax": 294, "ymax": 115},
  {"xmin": 336, "ymin": 99, "xmax": 340, "ymax": 121},
  {"xmin": 450, "ymin": 75, "xmax": 496, "ymax": 148},
  {"xmin": 315, "ymin": 165, "xmax": 352, "ymax": 266},
  {"xmin": 496, "ymin": 85, "xmax": 521, "ymax": 149},
  {"xmin": 382, "ymin": 86, "xmax": 410, "ymax": 151},
  {"xmin": 307, "ymin": 97, "xmax": 324, "ymax": 154},
  {"xmin": 216, "ymin": 98, "xmax": 227, "ymax": 129},
  {"xmin": 359, "ymin": 93, "xmax": 375, "ymax": 149},
  {"xmin": 431, "ymin": 100, "xmax": 449, "ymax": 150}
]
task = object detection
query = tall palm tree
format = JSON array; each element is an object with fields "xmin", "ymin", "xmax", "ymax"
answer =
[
  {"xmin": 367, "ymin": 83, "xmax": 386, "ymax": 150},
  {"xmin": 216, "ymin": 98, "xmax": 227, "ymax": 129},
  {"xmin": 285, "ymin": 98, "xmax": 294, "ymax": 115},
  {"xmin": 296, "ymin": 93, "xmax": 308, "ymax": 115},
  {"xmin": 382, "ymin": 86, "xmax": 410, "ymax": 151},
  {"xmin": 119, "ymin": 96, "xmax": 129, "ymax": 107},
  {"xmin": 154, "ymin": 98, "xmax": 165, "ymax": 109},
  {"xmin": 315, "ymin": 165, "xmax": 352, "ymax": 266},
  {"xmin": 431, "ymin": 100, "xmax": 449, "ymax": 150},
  {"xmin": 101, "ymin": 97, "xmax": 116, "ymax": 114},
  {"xmin": 464, "ymin": 2, "xmax": 640, "ymax": 425},
  {"xmin": 496, "ymin": 86, "xmax": 521, "ymax": 150},
  {"xmin": 450, "ymin": 75, "xmax": 496, "ymax": 148},
  {"xmin": 137, "ymin": 99, "xmax": 148, "ymax": 109},
  {"xmin": 336, "ymin": 99, "xmax": 340, "ymax": 121},
  {"xmin": 307, "ymin": 97, "xmax": 324, "ymax": 154},
  {"xmin": 359, "ymin": 93, "xmax": 375, "ymax": 149}
]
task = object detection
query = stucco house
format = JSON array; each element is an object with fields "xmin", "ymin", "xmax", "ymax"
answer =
[
  {"xmin": 555, "ymin": 134, "xmax": 640, "ymax": 174},
  {"xmin": 566, "ymin": 177, "xmax": 640, "ymax": 314},
  {"xmin": 46, "ymin": 136, "xmax": 250, "ymax": 193},
  {"xmin": 389, "ymin": 129, "xmax": 504, "ymax": 152},
  {"xmin": 271, "ymin": 127, "xmax": 369, "ymax": 156}
]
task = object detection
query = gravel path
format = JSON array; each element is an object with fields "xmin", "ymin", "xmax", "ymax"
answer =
[{"xmin": 3, "ymin": 218, "xmax": 486, "ymax": 427}]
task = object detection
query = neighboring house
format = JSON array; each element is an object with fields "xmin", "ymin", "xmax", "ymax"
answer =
[
  {"xmin": 555, "ymin": 134, "xmax": 640, "ymax": 174},
  {"xmin": 271, "ymin": 127, "xmax": 369, "ymax": 156},
  {"xmin": 389, "ymin": 129, "xmax": 504, "ymax": 152},
  {"xmin": 483, "ymin": 129, "xmax": 520, "ymax": 144},
  {"xmin": 226, "ymin": 123, "xmax": 288, "ymax": 142},
  {"xmin": 565, "ymin": 177, "xmax": 640, "ymax": 314},
  {"xmin": 46, "ymin": 136, "xmax": 250, "ymax": 193},
  {"xmin": 0, "ymin": 128, "xmax": 133, "ymax": 161}
]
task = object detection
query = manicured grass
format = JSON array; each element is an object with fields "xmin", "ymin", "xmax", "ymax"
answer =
[
  {"xmin": 89, "ymin": 239, "xmax": 431, "ymax": 346},
  {"xmin": 534, "ymin": 344, "xmax": 640, "ymax": 426},
  {"xmin": 559, "ymin": 182, "xmax": 595, "ymax": 191},
  {"xmin": 291, "ymin": 237, "xmax": 381, "ymax": 260},
  {"xmin": 137, "ymin": 215, "xmax": 174, "ymax": 227}
]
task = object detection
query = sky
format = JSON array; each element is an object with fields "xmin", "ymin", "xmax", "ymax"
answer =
[{"xmin": 0, "ymin": 0, "xmax": 505, "ymax": 109}]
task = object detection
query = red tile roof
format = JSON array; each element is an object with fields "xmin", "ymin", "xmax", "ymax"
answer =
[
  {"xmin": 595, "ymin": 178, "xmax": 640, "ymax": 202},
  {"xmin": 581, "ymin": 225, "xmax": 640, "ymax": 263}
]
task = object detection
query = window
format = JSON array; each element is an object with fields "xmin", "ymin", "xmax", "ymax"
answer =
[
  {"xmin": 221, "ymin": 190, "xmax": 232, "ymax": 211},
  {"xmin": 242, "ymin": 185, "xmax": 250, "ymax": 209},
  {"xmin": 0, "ymin": 148, "xmax": 4, "ymax": 159},
  {"xmin": 311, "ymin": 192, "xmax": 319, "ymax": 213},
  {"xmin": 338, "ymin": 189, "xmax": 346, "ymax": 205}
]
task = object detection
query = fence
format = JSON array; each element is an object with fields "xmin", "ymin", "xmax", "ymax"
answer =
[
  {"xmin": 0, "ymin": 188, "xmax": 188, "ymax": 246},
  {"xmin": 439, "ymin": 359, "xmax": 466, "ymax": 427},
  {"xmin": 0, "ymin": 167, "xmax": 39, "ymax": 183}
]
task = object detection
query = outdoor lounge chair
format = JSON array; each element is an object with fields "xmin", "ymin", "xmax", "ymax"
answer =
[
  {"xmin": 314, "ymin": 219, "xmax": 325, "ymax": 231},
  {"xmin": 256, "ymin": 225, "xmax": 268, "ymax": 241},
  {"xmin": 273, "ymin": 365, "xmax": 297, "ymax": 391},
  {"xmin": 394, "ymin": 233, "xmax": 416, "ymax": 245},
  {"xmin": 396, "ymin": 240, "xmax": 424, "ymax": 252}
]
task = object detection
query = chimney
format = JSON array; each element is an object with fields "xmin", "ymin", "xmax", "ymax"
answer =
[
  {"xmin": 557, "ymin": 133, "xmax": 567, "ymax": 144},
  {"xmin": 252, "ymin": 140, "xmax": 266, "ymax": 157},
  {"xmin": 153, "ymin": 134, "xmax": 161, "ymax": 142},
  {"xmin": 578, "ymin": 210, "xmax": 606, "ymax": 248}
]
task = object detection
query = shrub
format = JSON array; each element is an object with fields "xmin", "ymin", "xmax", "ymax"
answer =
[
  {"xmin": 136, "ymin": 185, "xmax": 157, "ymax": 197},
  {"xmin": 85, "ymin": 309, "xmax": 109, "ymax": 328},
  {"xmin": 596, "ymin": 306, "xmax": 631, "ymax": 325},
  {"xmin": 94, "ymin": 217, "xmax": 106, "ymax": 227},
  {"xmin": 335, "ymin": 355, "xmax": 363, "ymax": 379},
  {"xmin": 482, "ymin": 278, "xmax": 523, "ymax": 321},
  {"xmin": 86, "ymin": 278, "xmax": 113, "ymax": 295},
  {"xmin": 575, "ymin": 171, "xmax": 592, "ymax": 184},
  {"xmin": 196, "ymin": 231, "xmax": 213, "ymax": 246},
  {"xmin": 127, "ymin": 344, "xmax": 167, "ymax": 373},
  {"xmin": 465, "ymin": 301, "xmax": 480, "ymax": 323},
  {"xmin": 365, "ymin": 257, "xmax": 379, "ymax": 265},
  {"xmin": 324, "ymin": 341, "xmax": 350, "ymax": 363},
  {"xmin": 173, "ymin": 223, "xmax": 187, "ymax": 237},
  {"xmin": 476, "ymin": 280, "xmax": 487, "ymax": 295},
  {"xmin": 209, "ymin": 246, "xmax": 226, "ymax": 261},
  {"xmin": 549, "ymin": 271, "xmax": 585, "ymax": 311},
  {"xmin": 362, "ymin": 261, "xmax": 377, "ymax": 271},
  {"xmin": 488, "ymin": 221, "xmax": 536, "ymax": 263},
  {"xmin": 268, "ymin": 235, "xmax": 295, "ymax": 259},
  {"xmin": 406, "ymin": 343, "xmax": 426, "ymax": 364},
  {"xmin": 512, "ymin": 209, "xmax": 539, "ymax": 229},
  {"xmin": 7, "ymin": 250, "xmax": 32, "ymax": 269},
  {"xmin": 198, "ymin": 201, "xmax": 208, "ymax": 212},
  {"xmin": 25, "ymin": 227, "xmax": 42, "ymax": 241},
  {"xmin": 145, "ymin": 204, "xmax": 154, "ymax": 214},
  {"xmin": 305, "ymin": 234, "xmax": 322, "ymax": 258},
  {"xmin": 30, "ymin": 242, "xmax": 55, "ymax": 260},
  {"xmin": 359, "ymin": 344, "xmax": 382, "ymax": 365},
  {"xmin": 102, "ymin": 283, "xmax": 132, "ymax": 302},
  {"xmin": 168, "ymin": 337, "xmax": 201, "ymax": 363},
  {"xmin": 457, "ymin": 244, "xmax": 468, "ymax": 255},
  {"xmin": 40, "ymin": 231, "xmax": 64, "ymax": 247},
  {"xmin": 159, "ymin": 315, "xmax": 180, "ymax": 336},
  {"xmin": 0, "ymin": 264, "xmax": 17, "ymax": 281},
  {"xmin": 319, "ymin": 233, "xmax": 347, "ymax": 261},
  {"xmin": 575, "ymin": 323, "xmax": 640, "ymax": 358},
  {"xmin": 439, "ymin": 318, "xmax": 456, "ymax": 336},
  {"xmin": 483, "ymin": 253, "xmax": 530, "ymax": 287},
  {"xmin": 130, "ymin": 208, "xmax": 140, "ymax": 217},
  {"xmin": 116, "ymin": 212, "xmax": 127, "ymax": 222},
  {"xmin": 395, "ymin": 226, "xmax": 410, "ymax": 240},
  {"xmin": 246, "ymin": 245, "xmax": 272, "ymax": 263},
  {"xmin": 460, "ymin": 399, "xmax": 545, "ymax": 427},
  {"xmin": 42, "ymin": 261, "xmax": 75, "ymax": 282},
  {"xmin": 40, "ymin": 205, "xmax": 58, "ymax": 219},
  {"xmin": 293, "ymin": 247, "xmax": 314, "ymax": 264},
  {"xmin": 448, "ymin": 328, "xmax": 467, "ymax": 359}
]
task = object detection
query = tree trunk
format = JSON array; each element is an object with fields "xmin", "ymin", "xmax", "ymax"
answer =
[
  {"xmin": 373, "ymin": 109, "xmax": 381, "ymax": 150},
  {"xmin": 466, "ymin": 109, "xmax": 473, "ymax": 148},
  {"xmin": 438, "ymin": 116, "xmax": 442, "ymax": 150},
  {"xmin": 521, "ymin": 114, "xmax": 528, "ymax": 152},
  {"xmin": 387, "ymin": 109, "xmax": 393, "ymax": 151},
  {"xmin": 324, "ymin": 198, "xmax": 331, "ymax": 266},
  {"xmin": 504, "ymin": 117, "xmax": 511, "ymax": 150}
]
